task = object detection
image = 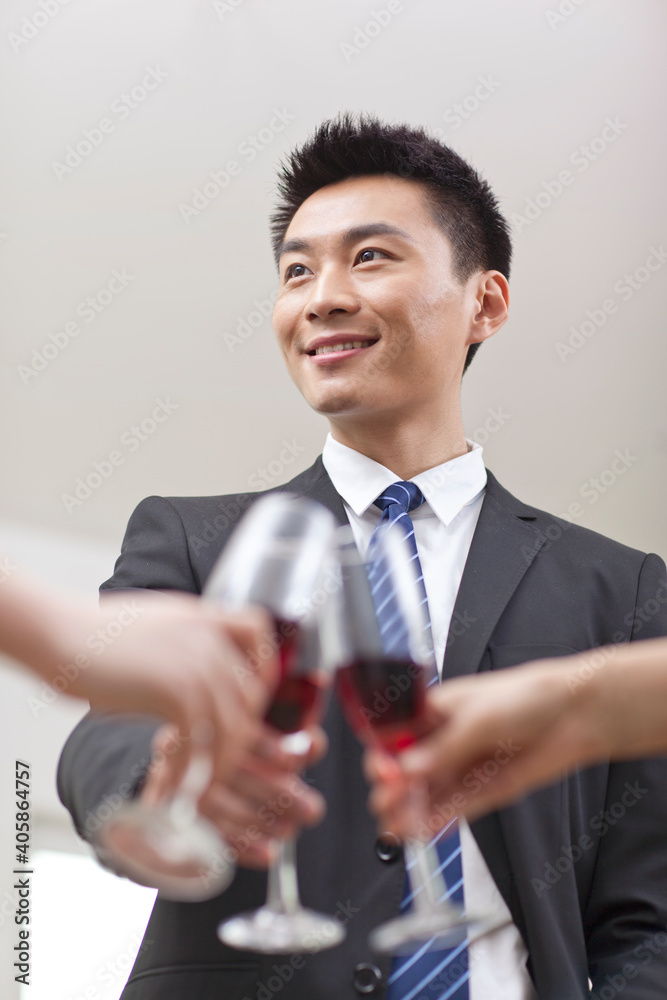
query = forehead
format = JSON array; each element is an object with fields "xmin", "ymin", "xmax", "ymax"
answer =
[{"xmin": 282, "ymin": 174, "xmax": 440, "ymax": 245}]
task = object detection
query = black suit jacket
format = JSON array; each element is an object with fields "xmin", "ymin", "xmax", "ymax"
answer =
[{"xmin": 57, "ymin": 459, "xmax": 667, "ymax": 1000}]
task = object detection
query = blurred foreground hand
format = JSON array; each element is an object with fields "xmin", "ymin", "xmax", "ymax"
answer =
[{"xmin": 364, "ymin": 639, "xmax": 667, "ymax": 829}]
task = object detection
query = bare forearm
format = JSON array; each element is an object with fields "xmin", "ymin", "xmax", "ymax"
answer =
[
  {"xmin": 581, "ymin": 638, "xmax": 667, "ymax": 760},
  {"xmin": 0, "ymin": 572, "xmax": 86, "ymax": 684}
]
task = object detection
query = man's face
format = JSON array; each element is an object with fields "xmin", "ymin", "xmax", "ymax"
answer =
[{"xmin": 272, "ymin": 174, "xmax": 484, "ymax": 424}]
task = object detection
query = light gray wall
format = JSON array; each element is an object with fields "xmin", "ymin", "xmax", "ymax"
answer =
[
  {"xmin": 1, "ymin": 0, "xmax": 665, "ymax": 560},
  {"xmin": 0, "ymin": 0, "xmax": 666, "ymax": 996}
]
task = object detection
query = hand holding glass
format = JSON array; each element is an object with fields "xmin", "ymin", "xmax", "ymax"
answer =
[
  {"xmin": 335, "ymin": 523, "xmax": 497, "ymax": 953},
  {"xmin": 97, "ymin": 719, "xmax": 234, "ymax": 902},
  {"xmin": 205, "ymin": 493, "xmax": 344, "ymax": 954}
]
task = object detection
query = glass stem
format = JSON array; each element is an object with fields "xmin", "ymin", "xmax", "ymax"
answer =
[
  {"xmin": 405, "ymin": 838, "xmax": 447, "ymax": 913},
  {"xmin": 266, "ymin": 836, "xmax": 301, "ymax": 915},
  {"xmin": 167, "ymin": 752, "xmax": 212, "ymax": 830},
  {"xmin": 405, "ymin": 778, "xmax": 454, "ymax": 914}
]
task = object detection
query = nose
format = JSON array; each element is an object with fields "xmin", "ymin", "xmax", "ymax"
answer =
[{"xmin": 306, "ymin": 264, "xmax": 361, "ymax": 322}]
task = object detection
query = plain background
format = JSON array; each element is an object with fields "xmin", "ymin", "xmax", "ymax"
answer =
[{"xmin": 0, "ymin": 1, "xmax": 666, "ymax": 996}]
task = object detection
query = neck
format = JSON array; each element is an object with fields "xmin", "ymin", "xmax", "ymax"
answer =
[{"xmin": 328, "ymin": 405, "xmax": 469, "ymax": 480}]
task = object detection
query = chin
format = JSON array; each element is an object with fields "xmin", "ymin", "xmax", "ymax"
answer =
[
  {"xmin": 296, "ymin": 373, "xmax": 384, "ymax": 418},
  {"xmin": 310, "ymin": 395, "xmax": 360, "ymax": 416},
  {"xmin": 312, "ymin": 395, "xmax": 393, "ymax": 423}
]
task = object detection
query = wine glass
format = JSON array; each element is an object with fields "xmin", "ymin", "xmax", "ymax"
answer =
[
  {"xmin": 97, "ymin": 720, "xmax": 235, "ymax": 902},
  {"xmin": 334, "ymin": 523, "xmax": 499, "ymax": 954},
  {"xmin": 205, "ymin": 492, "xmax": 345, "ymax": 954}
]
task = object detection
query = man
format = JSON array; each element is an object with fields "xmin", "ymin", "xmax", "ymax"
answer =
[{"xmin": 58, "ymin": 114, "xmax": 667, "ymax": 999}]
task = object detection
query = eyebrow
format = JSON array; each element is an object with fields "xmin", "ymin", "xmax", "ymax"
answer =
[{"xmin": 277, "ymin": 222, "xmax": 414, "ymax": 260}]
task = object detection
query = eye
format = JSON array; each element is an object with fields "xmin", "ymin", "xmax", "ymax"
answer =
[
  {"xmin": 355, "ymin": 248, "xmax": 389, "ymax": 264},
  {"xmin": 284, "ymin": 263, "xmax": 311, "ymax": 281}
]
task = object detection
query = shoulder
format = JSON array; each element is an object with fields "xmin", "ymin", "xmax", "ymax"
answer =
[
  {"xmin": 114, "ymin": 457, "xmax": 331, "ymax": 587},
  {"xmin": 141, "ymin": 454, "xmax": 329, "ymax": 528},
  {"xmin": 484, "ymin": 469, "xmax": 651, "ymax": 571}
]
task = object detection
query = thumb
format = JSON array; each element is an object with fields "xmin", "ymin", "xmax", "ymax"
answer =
[{"xmin": 214, "ymin": 604, "xmax": 280, "ymax": 713}]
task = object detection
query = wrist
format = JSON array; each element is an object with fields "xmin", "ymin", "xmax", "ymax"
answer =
[
  {"xmin": 0, "ymin": 574, "xmax": 86, "ymax": 685},
  {"xmin": 33, "ymin": 591, "xmax": 96, "ymax": 693}
]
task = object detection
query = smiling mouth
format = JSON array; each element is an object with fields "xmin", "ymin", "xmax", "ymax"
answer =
[{"xmin": 307, "ymin": 340, "xmax": 378, "ymax": 356}]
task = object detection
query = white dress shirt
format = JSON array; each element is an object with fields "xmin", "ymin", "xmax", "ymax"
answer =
[{"xmin": 322, "ymin": 433, "xmax": 537, "ymax": 1000}]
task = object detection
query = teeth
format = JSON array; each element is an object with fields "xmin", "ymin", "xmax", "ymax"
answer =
[{"xmin": 314, "ymin": 341, "xmax": 372, "ymax": 355}]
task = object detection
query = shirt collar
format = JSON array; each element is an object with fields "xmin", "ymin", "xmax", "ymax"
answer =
[{"xmin": 321, "ymin": 433, "xmax": 487, "ymax": 527}]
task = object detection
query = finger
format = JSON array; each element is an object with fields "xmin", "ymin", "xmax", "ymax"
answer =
[
  {"xmin": 201, "ymin": 783, "xmax": 268, "ymax": 831},
  {"xmin": 305, "ymin": 725, "xmax": 328, "ymax": 767},
  {"xmin": 215, "ymin": 605, "xmax": 280, "ymax": 710},
  {"xmin": 226, "ymin": 758, "xmax": 325, "ymax": 827},
  {"xmin": 201, "ymin": 778, "xmax": 306, "ymax": 845},
  {"xmin": 206, "ymin": 696, "xmax": 263, "ymax": 786},
  {"xmin": 229, "ymin": 838, "xmax": 274, "ymax": 870},
  {"xmin": 363, "ymin": 747, "xmax": 403, "ymax": 785},
  {"xmin": 252, "ymin": 724, "xmax": 328, "ymax": 773},
  {"xmin": 141, "ymin": 724, "xmax": 190, "ymax": 805},
  {"xmin": 367, "ymin": 773, "xmax": 408, "ymax": 817}
]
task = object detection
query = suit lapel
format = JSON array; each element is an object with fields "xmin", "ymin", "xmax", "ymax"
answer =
[
  {"xmin": 441, "ymin": 470, "xmax": 549, "ymax": 982},
  {"xmin": 442, "ymin": 470, "xmax": 546, "ymax": 681},
  {"xmin": 280, "ymin": 455, "xmax": 348, "ymax": 526},
  {"xmin": 286, "ymin": 458, "xmax": 549, "ymax": 960}
]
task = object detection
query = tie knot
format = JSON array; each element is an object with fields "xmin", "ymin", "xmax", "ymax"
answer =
[{"xmin": 374, "ymin": 481, "xmax": 425, "ymax": 515}]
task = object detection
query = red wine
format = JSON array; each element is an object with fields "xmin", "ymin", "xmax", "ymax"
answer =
[
  {"xmin": 336, "ymin": 656, "xmax": 426, "ymax": 754},
  {"xmin": 263, "ymin": 619, "xmax": 325, "ymax": 734},
  {"xmin": 266, "ymin": 675, "xmax": 326, "ymax": 734}
]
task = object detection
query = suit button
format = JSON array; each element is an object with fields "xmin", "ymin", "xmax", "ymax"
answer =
[
  {"xmin": 375, "ymin": 832, "xmax": 402, "ymax": 863},
  {"xmin": 353, "ymin": 963, "xmax": 382, "ymax": 994}
]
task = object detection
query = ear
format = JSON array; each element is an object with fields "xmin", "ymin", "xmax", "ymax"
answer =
[{"xmin": 466, "ymin": 271, "xmax": 509, "ymax": 346}]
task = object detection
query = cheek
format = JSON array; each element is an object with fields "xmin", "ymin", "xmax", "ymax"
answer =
[{"xmin": 271, "ymin": 305, "xmax": 293, "ymax": 354}]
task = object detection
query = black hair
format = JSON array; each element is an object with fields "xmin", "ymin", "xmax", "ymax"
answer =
[{"xmin": 270, "ymin": 112, "xmax": 511, "ymax": 372}]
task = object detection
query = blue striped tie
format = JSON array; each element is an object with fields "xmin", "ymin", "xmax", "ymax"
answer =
[{"xmin": 367, "ymin": 482, "xmax": 470, "ymax": 1000}]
